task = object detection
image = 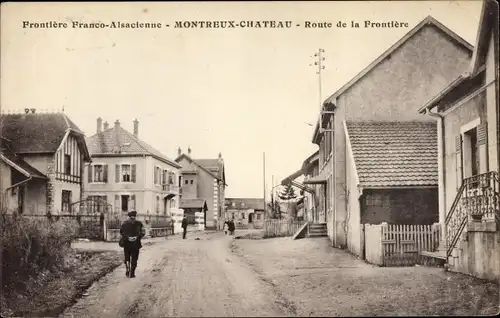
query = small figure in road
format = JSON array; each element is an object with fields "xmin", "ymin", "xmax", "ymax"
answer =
[
  {"xmin": 181, "ymin": 215, "xmax": 188, "ymax": 239},
  {"xmin": 223, "ymin": 220, "xmax": 228, "ymax": 235},
  {"xmin": 228, "ymin": 219, "xmax": 235, "ymax": 236},
  {"xmin": 119, "ymin": 211, "xmax": 145, "ymax": 278}
]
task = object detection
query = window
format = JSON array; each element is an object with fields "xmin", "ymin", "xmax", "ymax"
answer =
[
  {"xmin": 241, "ymin": 212, "xmax": 245, "ymax": 219},
  {"xmin": 185, "ymin": 179, "xmax": 189, "ymax": 185},
  {"xmin": 168, "ymin": 172, "xmax": 174, "ymax": 184},
  {"xmin": 154, "ymin": 167, "xmax": 162, "ymax": 185},
  {"xmin": 62, "ymin": 190, "xmax": 72, "ymax": 212},
  {"xmin": 156, "ymin": 196, "xmax": 160, "ymax": 213},
  {"xmin": 89, "ymin": 164, "xmax": 108, "ymax": 183},
  {"xmin": 122, "ymin": 165, "xmax": 131, "ymax": 182},
  {"xmin": 190, "ymin": 180, "xmax": 194, "ymax": 184},
  {"xmin": 64, "ymin": 154, "xmax": 71, "ymax": 175},
  {"xmin": 256, "ymin": 214, "xmax": 261, "ymax": 220}
]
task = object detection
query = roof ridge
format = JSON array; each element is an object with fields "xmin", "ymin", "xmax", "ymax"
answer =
[{"xmin": 120, "ymin": 127, "xmax": 179, "ymax": 166}]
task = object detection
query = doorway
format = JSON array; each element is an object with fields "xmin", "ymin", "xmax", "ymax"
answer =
[
  {"xmin": 121, "ymin": 195, "xmax": 129, "ymax": 212},
  {"xmin": 17, "ymin": 185, "xmax": 25, "ymax": 214},
  {"xmin": 248, "ymin": 213, "xmax": 254, "ymax": 224}
]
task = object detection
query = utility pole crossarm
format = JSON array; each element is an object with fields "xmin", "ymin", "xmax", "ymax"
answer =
[{"xmin": 310, "ymin": 48, "xmax": 327, "ymax": 130}]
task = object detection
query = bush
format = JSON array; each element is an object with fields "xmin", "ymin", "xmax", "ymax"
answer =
[{"xmin": 1, "ymin": 211, "xmax": 78, "ymax": 289}]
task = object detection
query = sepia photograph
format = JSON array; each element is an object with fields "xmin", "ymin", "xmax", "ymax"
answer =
[{"xmin": 1, "ymin": 0, "xmax": 499, "ymax": 316}]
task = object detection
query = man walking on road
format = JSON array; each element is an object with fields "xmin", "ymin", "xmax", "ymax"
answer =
[
  {"xmin": 182, "ymin": 215, "xmax": 188, "ymax": 239},
  {"xmin": 120, "ymin": 211, "xmax": 145, "ymax": 278}
]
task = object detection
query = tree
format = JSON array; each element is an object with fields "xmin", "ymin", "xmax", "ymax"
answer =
[
  {"xmin": 278, "ymin": 184, "xmax": 298, "ymax": 220},
  {"xmin": 278, "ymin": 184, "xmax": 297, "ymax": 201}
]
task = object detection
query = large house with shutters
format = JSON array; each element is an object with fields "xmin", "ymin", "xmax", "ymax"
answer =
[
  {"xmin": 0, "ymin": 110, "xmax": 91, "ymax": 215},
  {"xmin": 84, "ymin": 118, "xmax": 182, "ymax": 218},
  {"xmin": 418, "ymin": 0, "xmax": 499, "ymax": 280}
]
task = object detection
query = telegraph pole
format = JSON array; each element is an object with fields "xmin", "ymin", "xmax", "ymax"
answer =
[
  {"xmin": 263, "ymin": 152, "xmax": 266, "ymax": 219},
  {"xmin": 310, "ymin": 48, "xmax": 326, "ymax": 111}
]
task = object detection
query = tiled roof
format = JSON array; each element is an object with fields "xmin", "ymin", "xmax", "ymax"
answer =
[
  {"xmin": 0, "ymin": 138, "xmax": 47, "ymax": 179},
  {"xmin": 225, "ymin": 198, "xmax": 264, "ymax": 211},
  {"xmin": 0, "ymin": 113, "xmax": 83, "ymax": 153},
  {"xmin": 176, "ymin": 154, "xmax": 226, "ymax": 183},
  {"xmin": 86, "ymin": 125, "xmax": 181, "ymax": 168},
  {"xmin": 196, "ymin": 159, "xmax": 222, "ymax": 178},
  {"xmin": 180, "ymin": 198, "xmax": 206, "ymax": 209},
  {"xmin": 345, "ymin": 121, "xmax": 438, "ymax": 187}
]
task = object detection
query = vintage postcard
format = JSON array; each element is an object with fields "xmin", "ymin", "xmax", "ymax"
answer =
[{"xmin": 1, "ymin": 0, "xmax": 499, "ymax": 316}]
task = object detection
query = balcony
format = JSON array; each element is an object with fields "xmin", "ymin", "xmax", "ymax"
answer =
[{"xmin": 162, "ymin": 183, "xmax": 180, "ymax": 196}]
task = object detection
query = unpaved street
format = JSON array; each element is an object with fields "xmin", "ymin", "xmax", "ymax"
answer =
[{"xmin": 62, "ymin": 232, "xmax": 293, "ymax": 317}]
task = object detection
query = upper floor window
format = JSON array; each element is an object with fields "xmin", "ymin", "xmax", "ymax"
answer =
[
  {"xmin": 64, "ymin": 154, "xmax": 71, "ymax": 175},
  {"xmin": 88, "ymin": 164, "xmax": 108, "ymax": 183},
  {"xmin": 115, "ymin": 164, "xmax": 136, "ymax": 183},
  {"xmin": 185, "ymin": 179, "xmax": 189, "ymax": 185},
  {"xmin": 154, "ymin": 166, "xmax": 162, "ymax": 185}
]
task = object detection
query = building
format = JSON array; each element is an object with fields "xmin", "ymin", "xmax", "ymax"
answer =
[
  {"xmin": 281, "ymin": 151, "xmax": 323, "ymax": 224},
  {"xmin": 175, "ymin": 147, "xmax": 227, "ymax": 230},
  {"xmin": 84, "ymin": 118, "xmax": 183, "ymax": 218},
  {"xmin": 0, "ymin": 110, "xmax": 91, "ymax": 215},
  {"xmin": 418, "ymin": 0, "xmax": 499, "ymax": 280},
  {"xmin": 311, "ymin": 16, "xmax": 474, "ymax": 249},
  {"xmin": 225, "ymin": 198, "xmax": 265, "ymax": 229},
  {"xmin": 343, "ymin": 121, "xmax": 439, "ymax": 256}
]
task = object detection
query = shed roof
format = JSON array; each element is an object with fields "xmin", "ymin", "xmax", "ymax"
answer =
[{"xmin": 345, "ymin": 121, "xmax": 438, "ymax": 188}]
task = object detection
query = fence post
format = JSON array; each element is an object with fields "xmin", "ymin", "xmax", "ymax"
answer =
[{"xmin": 380, "ymin": 222, "xmax": 387, "ymax": 266}]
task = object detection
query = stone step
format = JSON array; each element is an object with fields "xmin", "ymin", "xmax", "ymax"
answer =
[{"xmin": 308, "ymin": 232, "xmax": 327, "ymax": 237}]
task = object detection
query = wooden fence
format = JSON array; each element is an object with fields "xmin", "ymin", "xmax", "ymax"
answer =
[
  {"xmin": 263, "ymin": 219, "xmax": 307, "ymax": 238},
  {"xmin": 364, "ymin": 222, "xmax": 441, "ymax": 267}
]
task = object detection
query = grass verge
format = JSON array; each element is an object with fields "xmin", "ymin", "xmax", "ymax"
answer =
[{"xmin": 1, "ymin": 249, "xmax": 122, "ymax": 317}]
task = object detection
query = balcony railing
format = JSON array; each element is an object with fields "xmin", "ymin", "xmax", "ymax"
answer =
[{"xmin": 162, "ymin": 183, "xmax": 180, "ymax": 194}]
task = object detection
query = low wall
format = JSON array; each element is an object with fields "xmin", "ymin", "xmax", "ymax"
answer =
[
  {"xmin": 449, "ymin": 221, "xmax": 500, "ymax": 281},
  {"xmin": 105, "ymin": 226, "xmax": 174, "ymax": 242}
]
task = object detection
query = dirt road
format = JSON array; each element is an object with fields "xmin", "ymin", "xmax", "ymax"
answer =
[{"xmin": 62, "ymin": 232, "xmax": 293, "ymax": 317}]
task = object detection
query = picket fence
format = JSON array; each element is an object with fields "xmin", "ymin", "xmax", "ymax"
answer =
[
  {"xmin": 364, "ymin": 222, "xmax": 441, "ymax": 267},
  {"xmin": 263, "ymin": 219, "xmax": 307, "ymax": 238}
]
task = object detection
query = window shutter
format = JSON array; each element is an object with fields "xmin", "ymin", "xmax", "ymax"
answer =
[
  {"xmin": 455, "ymin": 135, "xmax": 463, "ymax": 189},
  {"xmin": 103, "ymin": 165, "xmax": 108, "ymax": 183},
  {"xmin": 128, "ymin": 195, "xmax": 136, "ymax": 211},
  {"xmin": 114, "ymin": 195, "xmax": 120, "ymax": 213},
  {"xmin": 154, "ymin": 167, "xmax": 157, "ymax": 184},
  {"xmin": 88, "ymin": 165, "xmax": 93, "ymax": 183},
  {"xmin": 477, "ymin": 123, "xmax": 488, "ymax": 173},
  {"xmin": 115, "ymin": 164, "xmax": 120, "ymax": 183},
  {"xmin": 131, "ymin": 164, "xmax": 137, "ymax": 183}
]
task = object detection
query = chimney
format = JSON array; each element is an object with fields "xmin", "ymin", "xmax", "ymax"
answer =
[
  {"xmin": 218, "ymin": 152, "xmax": 223, "ymax": 163},
  {"xmin": 177, "ymin": 147, "xmax": 182, "ymax": 156},
  {"xmin": 188, "ymin": 146, "xmax": 192, "ymax": 156},
  {"xmin": 24, "ymin": 108, "xmax": 29, "ymax": 114},
  {"xmin": 103, "ymin": 121, "xmax": 109, "ymax": 130},
  {"xmin": 114, "ymin": 120, "xmax": 121, "ymax": 153},
  {"xmin": 31, "ymin": 108, "xmax": 36, "ymax": 113},
  {"xmin": 97, "ymin": 117, "xmax": 102, "ymax": 133},
  {"xmin": 133, "ymin": 118, "xmax": 139, "ymax": 137}
]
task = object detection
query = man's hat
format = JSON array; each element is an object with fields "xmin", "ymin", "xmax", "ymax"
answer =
[{"xmin": 128, "ymin": 210, "xmax": 137, "ymax": 217}]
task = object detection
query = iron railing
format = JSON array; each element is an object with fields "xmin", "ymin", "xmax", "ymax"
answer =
[{"xmin": 446, "ymin": 171, "xmax": 499, "ymax": 259}]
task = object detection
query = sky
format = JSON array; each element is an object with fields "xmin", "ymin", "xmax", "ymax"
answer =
[{"xmin": 1, "ymin": 1, "xmax": 482, "ymax": 199}]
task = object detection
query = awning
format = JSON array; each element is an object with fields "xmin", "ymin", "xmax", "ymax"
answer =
[
  {"xmin": 281, "ymin": 168, "xmax": 305, "ymax": 186},
  {"xmin": 303, "ymin": 169, "xmax": 329, "ymax": 185},
  {"xmin": 164, "ymin": 193, "xmax": 176, "ymax": 200},
  {"xmin": 180, "ymin": 199, "xmax": 207, "ymax": 210}
]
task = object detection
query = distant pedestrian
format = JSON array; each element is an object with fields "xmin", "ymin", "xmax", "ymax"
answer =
[
  {"xmin": 119, "ymin": 211, "xmax": 145, "ymax": 278},
  {"xmin": 223, "ymin": 220, "xmax": 228, "ymax": 235},
  {"xmin": 181, "ymin": 215, "xmax": 188, "ymax": 239},
  {"xmin": 228, "ymin": 219, "xmax": 235, "ymax": 235}
]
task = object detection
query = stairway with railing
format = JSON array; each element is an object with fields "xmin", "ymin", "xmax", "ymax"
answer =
[{"xmin": 445, "ymin": 171, "xmax": 500, "ymax": 260}]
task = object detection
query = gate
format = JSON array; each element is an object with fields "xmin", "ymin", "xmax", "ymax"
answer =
[{"xmin": 68, "ymin": 198, "xmax": 113, "ymax": 240}]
